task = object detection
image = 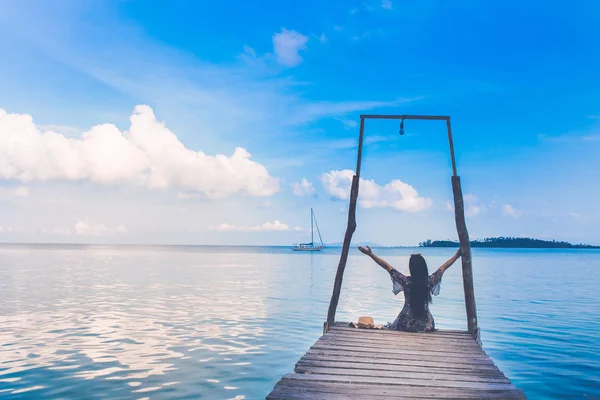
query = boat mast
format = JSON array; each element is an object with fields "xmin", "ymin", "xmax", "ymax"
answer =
[
  {"xmin": 311, "ymin": 208, "xmax": 314, "ymax": 245},
  {"xmin": 313, "ymin": 209, "xmax": 324, "ymax": 246}
]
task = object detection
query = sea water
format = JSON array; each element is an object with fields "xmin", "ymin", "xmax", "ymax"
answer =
[{"xmin": 0, "ymin": 245, "xmax": 599, "ymax": 399}]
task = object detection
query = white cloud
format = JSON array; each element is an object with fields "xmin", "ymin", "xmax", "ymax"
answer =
[
  {"xmin": 0, "ymin": 106, "xmax": 279, "ymax": 199},
  {"xmin": 272, "ymin": 28, "xmax": 308, "ymax": 67},
  {"xmin": 318, "ymin": 33, "xmax": 328, "ymax": 44},
  {"xmin": 0, "ymin": 186, "xmax": 30, "ymax": 199},
  {"xmin": 382, "ymin": 0, "xmax": 393, "ymax": 10},
  {"xmin": 211, "ymin": 220, "xmax": 291, "ymax": 232},
  {"xmin": 446, "ymin": 201, "xmax": 454, "ymax": 211},
  {"xmin": 466, "ymin": 204, "xmax": 483, "ymax": 217},
  {"xmin": 75, "ymin": 220, "xmax": 110, "ymax": 236},
  {"xmin": 292, "ymin": 178, "xmax": 316, "ymax": 197},
  {"xmin": 462, "ymin": 193, "xmax": 486, "ymax": 217},
  {"xmin": 569, "ymin": 212, "xmax": 581, "ymax": 219},
  {"xmin": 503, "ymin": 204, "xmax": 522, "ymax": 219},
  {"xmin": 320, "ymin": 169, "xmax": 432, "ymax": 212}
]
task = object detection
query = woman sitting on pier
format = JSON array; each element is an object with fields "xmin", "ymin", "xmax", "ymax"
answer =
[{"xmin": 358, "ymin": 246, "xmax": 462, "ymax": 332}]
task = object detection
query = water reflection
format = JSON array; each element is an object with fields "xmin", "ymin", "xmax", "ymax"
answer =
[{"xmin": 0, "ymin": 245, "xmax": 599, "ymax": 399}]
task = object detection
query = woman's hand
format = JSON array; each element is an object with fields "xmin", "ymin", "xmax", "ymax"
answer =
[
  {"xmin": 358, "ymin": 245, "xmax": 372, "ymax": 256},
  {"xmin": 455, "ymin": 248, "xmax": 462, "ymax": 258}
]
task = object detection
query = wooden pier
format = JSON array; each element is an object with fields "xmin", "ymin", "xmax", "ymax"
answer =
[
  {"xmin": 269, "ymin": 114, "xmax": 525, "ymax": 398},
  {"xmin": 267, "ymin": 323, "xmax": 525, "ymax": 399}
]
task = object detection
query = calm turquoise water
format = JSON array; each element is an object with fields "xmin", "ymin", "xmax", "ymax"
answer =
[{"xmin": 0, "ymin": 245, "xmax": 599, "ymax": 399}]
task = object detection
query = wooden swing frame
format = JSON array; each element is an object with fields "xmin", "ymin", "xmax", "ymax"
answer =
[{"xmin": 324, "ymin": 114, "xmax": 480, "ymax": 343}]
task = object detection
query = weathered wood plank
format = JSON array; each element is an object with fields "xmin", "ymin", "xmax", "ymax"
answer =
[
  {"xmin": 303, "ymin": 349, "xmax": 497, "ymax": 368},
  {"xmin": 281, "ymin": 373, "xmax": 517, "ymax": 391},
  {"xmin": 296, "ymin": 359, "xmax": 507, "ymax": 378},
  {"xmin": 322, "ymin": 332, "xmax": 478, "ymax": 346},
  {"xmin": 316, "ymin": 339, "xmax": 483, "ymax": 356},
  {"xmin": 269, "ymin": 384, "xmax": 516, "ymax": 400},
  {"xmin": 327, "ymin": 329, "xmax": 476, "ymax": 342},
  {"xmin": 272, "ymin": 376, "xmax": 526, "ymax": 399},
  {"xmin": 270, "ymin": 382, "xmax": 525, "ymax": 399},
  {"xmin": 308, "ymin": 345, "xmax": 494, "ymax": 363},
  {"xmin": 300, "ymin": 352, "xmax": 499, "ymax": 371},
  {"xmin": 294, "ymin": 366, "xmax": 511, "ymax": 384},
  {"xmin": 311, "ymin": 343, "xmax": 488, "ymax": 360},
  {"xmin": 316, "ymin": 336, "xmax": 485, "ymax": 354}
]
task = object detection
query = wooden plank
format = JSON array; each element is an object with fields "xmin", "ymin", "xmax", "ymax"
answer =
[
  {"xmin": 294, "ymin": 366, "xmax": 511, "ymax": 384},
  {"xmin": 268, "ymin": 387, "xmax": 361, "ymax": 400},
  {"xmin": 322, "ymin": 333, "xmax": 478, "ymax": 349},
  {"xmin": 302, "ymin": 350, "xmax": 498, "ymax": 370},
  {"xmin": 281, "ymin": 373, "xmax": 517, "ymax": 391},
  {"xmin": 317, "ymin": 336, "xmax": 484, "ymax": 354},
  {"xmin": 322, "ymin": 333, "xmax": 478, "ymax": 347},
  {"xmin": 272, "ymin": 376, "xmax": 526, "ymax": 399},
  {"xmin": 269, "ymin": 384, "xmax": 507, "ymax": 400},
  {"xmin": 296, "ymin": 359, "xmax": 507, "ymax": 378},
  {"xmin": 270, "ymin": 381, "xmax": 526, "ymax": 399},
  {"xmin": 310, "ymin": 344, "xmax": 488, "ymax": 362},
  {"xmin": 309, "ymin": 344, "xmax": 492, "ymax": 361},
  {"xmin": 316, "ymin": 339, "xmax": 483, "ymax": 355}
]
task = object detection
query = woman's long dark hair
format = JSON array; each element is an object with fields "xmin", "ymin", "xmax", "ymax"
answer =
[{"xmin": 409, "ymin": 254, "xmax": 431, "ymax": 318}]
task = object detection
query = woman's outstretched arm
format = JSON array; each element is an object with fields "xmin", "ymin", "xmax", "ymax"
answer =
[
  {"xmin": 358, "ymin": 246, "xmax": 402, "ymax": 276},
  {"xmin": 436, "ymin": 248, "xmax": 462, "ymax": 275}
]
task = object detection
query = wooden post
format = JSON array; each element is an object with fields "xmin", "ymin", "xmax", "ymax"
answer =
[
  {"xmin": 325, "ymin": 118, "xmax": 365, "ymax": 331},
  {"xmin": 447, "ymin": 119, "xmax": 479, "ymax": 344}
]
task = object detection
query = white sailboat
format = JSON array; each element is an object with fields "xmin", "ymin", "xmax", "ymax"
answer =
[{"xmin": 292, "ymin": 208, "xmax": 324, "ymax": 251}]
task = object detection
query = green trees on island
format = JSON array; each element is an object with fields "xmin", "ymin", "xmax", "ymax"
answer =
[{"xmin": 418, "ymin": 237, "xmax": 600, "ymax": 249}]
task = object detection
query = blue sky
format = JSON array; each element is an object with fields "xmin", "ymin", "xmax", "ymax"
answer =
[{"xmin": 0, "ymin": 0, "xmax": 599, "ymax": 245}]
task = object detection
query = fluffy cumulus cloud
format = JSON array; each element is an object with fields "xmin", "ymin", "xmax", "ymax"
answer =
[
  {"xmin": 320, "ymin": 169, "xmax": 432, "ymax": 212},
  {"xmin": 210, "ymin": 220, "xmax": 299, "ymax": 232},
  {"xmin": 0, "ymin": 106, "xmax": 279, "ymax": 198},
  {"xmin": 273, "ymin": 28, "xmax": 308, "ymax": 67},
  {"xmin": 75, "ymin": 219, "xmax": 127, "ymax": 236},
  {"xmin": 292, "ymin": 178, "xmax": 316, "ymax": 196}
]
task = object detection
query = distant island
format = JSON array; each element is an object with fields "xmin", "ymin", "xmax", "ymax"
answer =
[{"xmin": 418, "ymin": 237, "xmax": 600, "ymax": 249}]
